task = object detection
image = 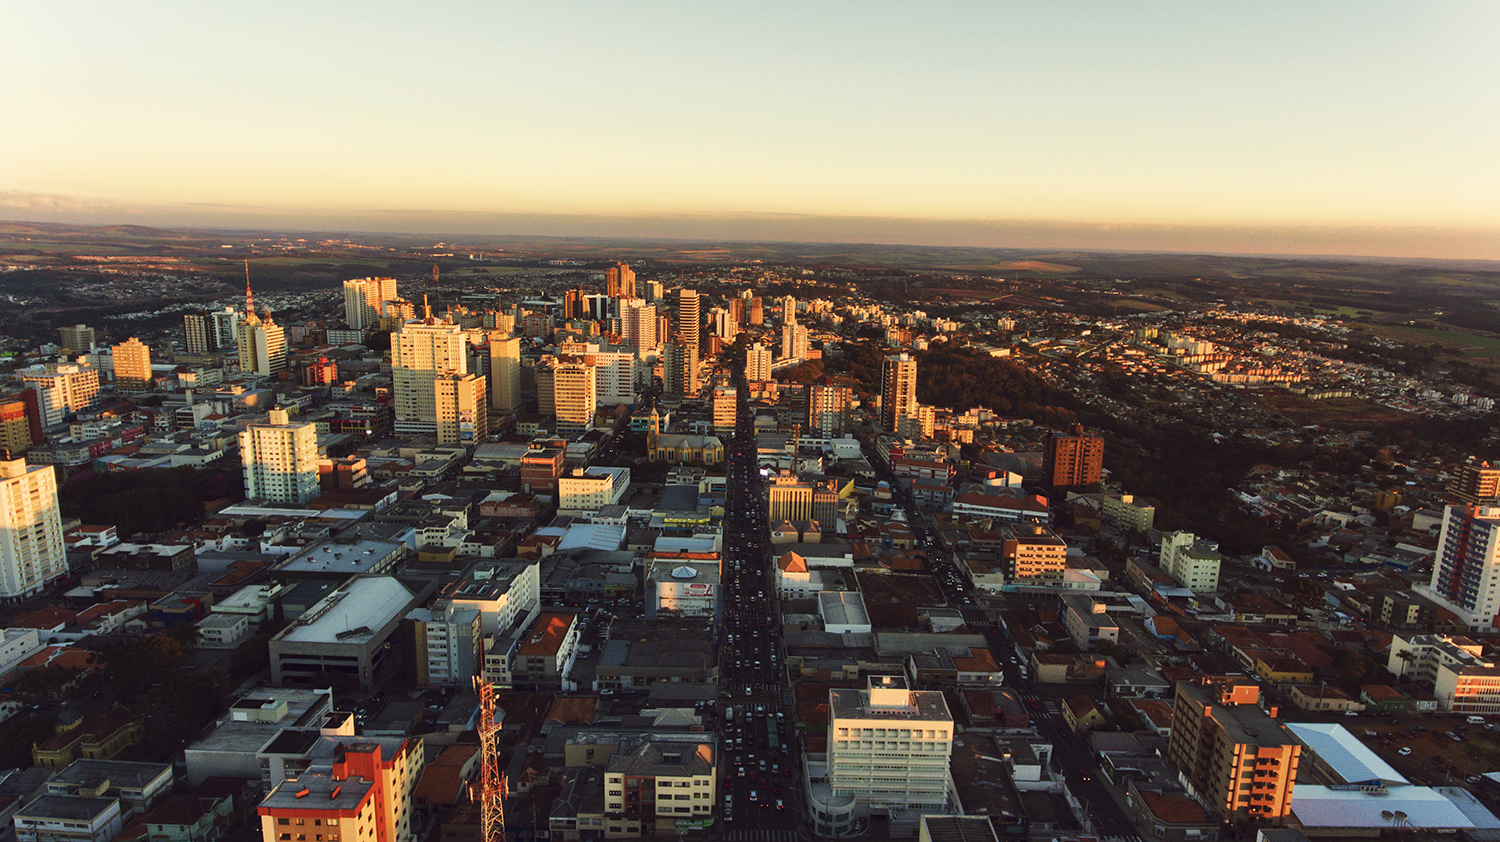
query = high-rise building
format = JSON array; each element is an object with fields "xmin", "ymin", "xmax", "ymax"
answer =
[
  {"xmin": 1043, "ymin": 423, "xmax": 1105, "ymax": 488},
  {"xmin": 58, "ymin": 325, "xmax": 96, "ymax": 355},
  {"xmin": 211, "ymin": 307, "xmax": 240, "ymax": 347},
  {"xmin": 712, "ymin": 385, "xmax": 737, "ymax": 434},
  {"xmin": 745, "ymin": 343, "xmax": 772, "ymax": 382},
  {"xmin": 343, "ymin": 277, "xmax": 398, "ymax": 330},
  {"xmin": 782, "ymin": 295, "xmax": 797, "ymax": 324},
  {"xmin": 0, "ymin": 457, "xmax": 68, "ymax": 601},
  {"xmin": 712, "ymin": 307, "xmax": 739, "ymax": 342},
  {"xmin": 1449, "ymin": 459, "xmax": 1500, "ymax": 504},
  {"xmin": 238, "ymin": 315, "xmax": 287, "ymax": 378},
  {"xmin": 183, "ymin": 313, "xmax": 219, "ymax": 354},
  {"xmin": 663, "ymin": 336, "xmax": 701, "ymax": 397},
  {"xmin": 824, "ymin": 676, "xmax": 953, "ymax": 828},
  {"xmin": 808, "ymin": 383, "xmax": 852, "ymax": 436},
  {"xmin": 604, "ymin": 262, "xmax": 636, "ymax": 300},
  {"xmin": 112, "ymin": 337, "xmax": 152, "ymax": 390},
  {"xmin": 643, "ymin": 279, "xmax": 663, "ymax": 303},
  {"xmin": 240, "ymin": 408, "xmax": 320, "ymax": 505},
  {"xmin": 0, "ymin": 392, "xmax": 44, "ymax": 457},
  {"xmin": 620, "ymin": 299, "xmax": 658, "ymax": 351},
  {"xmin": 880, "ymin": 353, "xmax": 918, "ymax": 433},
  {"xmin": 1165, "ymin": 677, "xmax": 1301, "ymax": 824},
  {"xmin": 781, "ymin": 322, "xmax": 810, "ymax": 360},
  {"xmin": 1159, "ymin": 531, "xmax": 1222, "ymax": 594},
  {"xmin": 391, "ymin": 319, "xmax": 468, "ymax": 436},
  {"xmin": 674, "ymin": 289, "xmax": 700, "ymax": 352},
  {"xmin": 21, "ymin": 362, "xmax": 101, "ymax": 427},
  {"xmin": 403, "ymin": 602, "xmax": 483, "ymax": 686},
  {"xmin": 1417, "ymin": 504, "xmax": 1500, "ymax": 630},
  {"xmin": 1000, "ymin": 524, "xmax": 1068, "ymax": 583},
  {"xmin": 302, "ymin": 356, "xmax": 338, "ymax": 387},
  {"xmin": 536, "ymin": 359, "xmax": 596, "ymax": 433},
  {"xmin": 748, "ymin": 297, "xmax": 764, "ymax": 326},
  {"xmin": 256, "ymin": 737, "xmax": 422, "ymax": 842},
  {"xmin": 487, "ymin": 334, "xmax": 522, "ymax": 413},
  {"xmin": 433, "ymin": 373, "xmax": 488, "ymax": 445}
]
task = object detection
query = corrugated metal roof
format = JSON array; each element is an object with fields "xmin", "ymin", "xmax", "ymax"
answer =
[{"xmin": 1286, "ymin": 722, "xmax": 1408, "ymax": 786}]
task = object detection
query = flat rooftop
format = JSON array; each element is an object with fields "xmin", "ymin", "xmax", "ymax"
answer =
[
  {"xmin": 278, "ymin": 539, "xmax": 402, "ymax": 576},
  {"xmin": 830, "ymin": 687, "xmax": 952, "ymax": 722},
  {"xmin": 279, "ymin": 577, "xmax": 415, "ymax": 644}
]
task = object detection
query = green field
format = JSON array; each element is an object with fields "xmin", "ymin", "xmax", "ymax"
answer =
[{"xmin": 1399, "ymin": 327, "xmax": 1500, "ymax": 358}]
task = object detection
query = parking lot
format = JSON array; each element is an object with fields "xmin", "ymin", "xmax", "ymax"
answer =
[{"xmin": 1354, "ymin": 713, "xmax": 1499, "ymax": 786}]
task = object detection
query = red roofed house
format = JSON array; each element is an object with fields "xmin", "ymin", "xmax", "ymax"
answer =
[
  {"xmin": 512, "ymin": 612, "xmax": 581, "ymax": 691},
  {"xmin": 1125, "ymin": 784, "xmax": 1218, "ymax": 842}
]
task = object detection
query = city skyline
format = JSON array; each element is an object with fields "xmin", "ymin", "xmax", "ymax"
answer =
[{"xmin": 3, "ymin": 2, "xmax": 1498, "ymax": 260}]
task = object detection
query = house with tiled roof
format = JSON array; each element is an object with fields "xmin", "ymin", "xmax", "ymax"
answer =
[
  {"xmin": 1359, "ymin": 683, "xmax": 1417, "ymax": 713},
  {"xmin": 1125, "ymin": 786, "xmax": 1217, "ymax": 842},
  {"xmin": 1063, "ymin": 696, "xmax": 1107, "ymax": 734},
  {"xmin": 32, "ymin": 708, "xmax": 144, "ymax": 769}
]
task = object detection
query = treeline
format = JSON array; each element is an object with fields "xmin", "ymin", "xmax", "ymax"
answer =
[
  {"xmin": 830, "ymin": 342, "xmax": 1079, "ymax": 420},
  {"xmin": 60, "ymin": 466, "xmax": 243, "ymax": 537}
]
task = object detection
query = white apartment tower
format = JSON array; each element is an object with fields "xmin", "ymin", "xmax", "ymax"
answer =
[
  {"xmin": 1159, "ymin": 531, "xmax": 1222, "ymax": 593},
  {"xmin": 392, "ymin": 318, "xmax": 468, "ymax": 435},
  {"xmin": 826, "ymin": 676, "xmax": 953, "ymax": 824},
  {"xmin": 240, "ymin": 408, "xmax": 320, "ymax": 505},
  {"xmin": 880, "ymin": 353, "xmax": 918, "ymax": 433},
  {"xmin": 238, "ymin": 306, "xmax": 287, "ymax": 378},
  {"xmin": 21, "ymin": 362, "xmax": 101, "ymax": 426},
  {"xmin": 1417, "ymin": 504, "xmax": 1500, "ymax": 630},
  {"xmin": 745, "ymin": 342, "xmax": 772, "ymax": 382},
  {"xmin": 620, "ymin": 299, "xmax": 659, "ymax": 351},
  {"xmin": 344, "ymin": 277, "xmax": 398, "ymax": 330},
  {"xmin": 0, "ymin": 457, "xmax": 67, "ymax": 602}
]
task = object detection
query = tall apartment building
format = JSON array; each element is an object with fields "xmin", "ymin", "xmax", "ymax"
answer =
[
  {"xmin": 748, "ymin": 297, "xmax": 764, "ymax": 326},
  {"xmin": 663, "ymin": 337, "xmax": 701, "ymax": 397},
  {"xmin": 342, "ymin": 277, "xmax": 397, "ymax": 330},
  {"xmin": 1160, "ymin": 531, "xmax": 1222, "ymax": 593},
  {"xmin": 391, "ymin": 319, "xmax": 467, "ymax": 436},
  {"xmin": 0, "ymin": 457, "xmax": 67, "ymax": 601},
  {"xmin": 1043, "ymin": 423, "xmax": 1105, "ymax": 488},
  {"xmin": 880, "ymin": 353, "xmax": 918, "ymax": 433},
  {"xmin": 781, "ymin": 322, "xmax": 810, "ymax": 361},
  {"xmin": 1449, "ymin": 459, "xmax": 1500, "ymax": 504},
  {"xmin": 824, "ymin": 676, "xmax": 953, "ymax": 831},
  {"xmin": 0, "ymin": 392, "xmax": 44, "ymax": 457},
  {"xmin": 402, "ymin": 602, "xmax": 482, "ymax": 686},
  {"xmin": 183, "ymin": 312, "xmax": 221, "ymax": 354},
  {"xmin": 432, "ymin": 373, "xmax": 487, "ymax": 444},
  {"xmin": 603, "ymin": 741, "xmax": 716, "ymax": 837},
  {"xmin": 1001, "ymin": 524, "xmax": 1068, "ymax": 583},
  {"xmin": 239, "ymin": 312, "xmax": 288, "ymax": 378},
  {"xmin": 21, "ymin": 362, "xmax": 101, "ymax": 426},
  {"xmin": 1416, "ymin": 504, "xmax": 1500, "ymax": 630},
  {"xmin": 211, "ymin": 307, "xmax": 240, "ymax": 347},
  {"xmin": 1165, "ymin": 678, "xmax": 1301, "ymax": 825},
  {"xmin": 674, "ymin": 289, "xmax": 700, "ymax": 352},
  {"xmin": 808, "ymin": 383, "xmax": 852, "ymax": 436},
  {"xmin": 745, "ymin": 343, "xmax": 772, "ymax": 382},
  {"xmin": 711, "ymin": 385, "xmax": 737, "ymax": 434},
  {"xmin": 112, "ymin": 337, "xmax": 152, "ymax": 390},
  {"xmin": 257, "ymin": 737, "xmax": 422, "ymax": 842},
  {"xmin": 240, "ymin": 408, "xmax": 320, "ymax": 505},
  {"xmin": 605, "ymin": 262, "xmax": 636, "ymax": 300},
  {"xmin": 58, "ymin": 324, "xmax": 96, "ymax": 354},
  {"xmin": 536, "ymin": 359, "xmax": 596, "ymax": 434},
  {"xmin": 620, "ymin": 299, "xmax": 658, "ymax": 351},
  {"xmin": 712, "ymin": 307, "xmax": 738, "ymax": 342},
  {"xmin": 487, "ymin": 333, "xmax": 522, "ymax": 413}
]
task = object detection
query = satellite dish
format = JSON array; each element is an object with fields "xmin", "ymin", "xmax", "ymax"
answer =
[
  {"xmin": 1394, "ymin": 811, "xmax": 1408, "ymax": 821},
  {"xmin": 1381, "ymin": 811, "xmax": 1394, "ymax": 820}
]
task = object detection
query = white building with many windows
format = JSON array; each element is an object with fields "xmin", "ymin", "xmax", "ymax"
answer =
[
  {"xmin": 0, "ymin": 457, "xmax": 67, "ymax": 602},
  {"xmin": 240, "ymin": 409, "xmax": 320, "ymax": 505},
  {"xmin": 557, "ymin": 466, "xmax": 630, "ymax": 513}
]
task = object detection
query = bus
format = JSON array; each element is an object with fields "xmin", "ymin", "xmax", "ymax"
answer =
[{"xmin": 767, "ymin": 720, "xmax": 780, "ymax": 754}]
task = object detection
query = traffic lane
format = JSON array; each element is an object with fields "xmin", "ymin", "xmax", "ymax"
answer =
[{"xmin": 1030, "ymin": 708, "xmax": 1135, "ymax": 835}]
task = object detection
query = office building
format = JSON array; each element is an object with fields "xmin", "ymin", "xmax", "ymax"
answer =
[
  {"xmin": 1416, "ymin": 504, "xmax": 1500, "ymax": 630},
  {"xmin": 745, "ymin": 342, "xmax": 772, "ymax": 382},
  {"xmin": 674, "ymin": 288, "xmax": 700, "ymax": 351},
  {"xmin": 1043, "ymin": 423, "xmax": 1105, "ymax": 488},
  {"xmin": 112, "ymin": 337, "xmax": 152, "ymax": 390},
  {"xmin": 825, "ymin": 676, "xmax": 953, "ymax": 826},
  {"xmin": 0, "ymin": 456, "xmax": 67, "ymax": 601},
  {"xmin": 240, "ymin": 408, "xmax": 320, "ymax": 506},
  {"xmin": 21, "ymin": 362, "xmax": 100, "ymax": 427},
  {"xmin": 1449, "ymin": 459, "xmax": 1500, "ymax": 504},
  {"xmin": 711, "ymin": 385, "xmax": 737, "ymax": 433},
  {"xmin": 1001, "ymin": 524, "xmax": 1068, "ymax": 584},
  {"xmin": 557, "ymin": 466, "xmax": 630, "ymax": 512},
  {"xmin": 487, "ymin": 333, "xmax": 523, "ymax": 413},
  {"xmin": 269, "ymin": 576, "xmax": 430, "ymax": 689},
  {"xmin": 58, "ymin": 324, "xmax": 96, "ymax": 354},
  {"xmin": 342, "ymin": 276, "xmax": 398, "ymax": 330},
  {"xmin": 1166, "ymin": 677, "xmax": 1301, "ymax": 824},
  {"xmin": 392, "ymin": 318, "xmax": 467, "ymax": 436},
  {"xmin": 1160, "ymin": 531, "xmax": 1222, "ymax": 594},
  {"xmin": 433, "ymin": 373, "xmax": 488, "ymax": 445},
  {"xmin": 0, "ymin": 391, "xmax": 44, "ymax": 457},
  {"xmin": 880, "ymin": 353, "xmax": 918, "ymax": 433}
]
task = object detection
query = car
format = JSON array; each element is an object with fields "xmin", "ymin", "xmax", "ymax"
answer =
[
  {"xmin": 749, "ymin": 789, "xmax": 758, "ymax": 802},
  {"xmin": 775, "ymin": 798, "xmax": 785, "ymax": 811},
  {"xmin": 1399, "ymin": 747, "xmax": 1412, "ymax": 756}
]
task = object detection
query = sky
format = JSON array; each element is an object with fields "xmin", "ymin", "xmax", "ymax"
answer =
[{"xmin": 3, "ymin": 1, "xmax": 1498, "ymax": 259}]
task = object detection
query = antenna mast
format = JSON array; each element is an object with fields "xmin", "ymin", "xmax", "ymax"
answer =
[
  {"xmin": 472, "ymin": 677, "xmax": 506, "ymax": 842},
  {"xmin": 244, "ymin": 260, "xmax": 253, "ymax": 316}
]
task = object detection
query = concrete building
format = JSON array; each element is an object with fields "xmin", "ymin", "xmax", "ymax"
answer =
[
  {"xmin": 0, "ymin": 390, "xmax": 44, "ymax": 456},
  {"xmin": 537, "ymin": 359, "xmax": 596, "ymax": 434},
  {"xmin": 674, "ymin": 288, "xmax": 700, "ymax": 352},
  {"xmin": 432, "ymin": 373, "xmax": 487, "ymax": 445},
  {"xmin": 403, "ymin": 602, "xmax": 483, "ymax": 687},
  {"xmin": 343, "ymin": 277, "xmax": 398, "ymax": 330},
  {"xmin": 1165, "ymin": 678, "xmax": 1301, "ymax": 825},
  {"xmin": 58, "ymin": 324, "xmax": 97, "ymax": 355},
  {"xmin": 662, "ymin": 337, "xmax": 701, "ymax": 397},
  {"xmin": 557, "ymin": 467, "xmax": 630, "ymax": 513},
  {"xmin": 238, "ymin": 304, "xmax": 288, "ymax": 378},
  {"xmin": 1102, "ymin": 494, "xmax": 1156, "ymax": 534},
  {"xmin": 14, "ymin": 796, "xmax": 122, "ymax": 842},
  {"xmin": 603, "ymin": 740, "xmax": 716, "ymax": 837},
  {"xmin": 824, "ymin": 676, "xmax": 953, "ymax": 830},
  {"xmin": 21, "ymin": 362, "xmax": 101, "ymax": 426},
  {"xmin": 880, "ymin": 353, "xmax": 918, "ymax": 433},
  {"xmin": 1061, "ymin": 594, "xmax": 1119, "ymax": 650},
  {"xmin": 269, "ymin": 577, "xmax": 432, "ymax": 689},
  {"xmin": 183, "ymin": 312, "xmax": 219, "ymax": 354},
  {"xmin": 240, "ymin": 408, "xmax": 320, "ymax": 506},
  {"xmin": 745, "ymin": 343, "xmax": 772, "ymax": 382},
  {"xmin": 620, "ymin": 299, "xmax": 658, "ymax": 352},
  {"xmin": 1160, "ymin": 531, "xmax": 1221, "ymax": 594},
  {"xmin": 1387, "ymin": 633, "xmax": 1500, "ymax": 713},
  {"xmin": 0, "ymin": 457, "xmax": 67, "ymax": 602},
  {"xmin": 487, "ymin": 334, "xmax": 523, "ymax": 413},
  {"xmin": 46, "ymin": 759, "xmax": 174, "ymax": 818},
  {"xmin": 112, "ymin": 338, "xmax": 152, "ymax": 390},
  {"xmin": 1001, "ymin": 524, "xmax": 1068, "ymax": 585},
  {"xmin": 257, "ymin": 734, "xmax": 422, "ymax": 842},
  {"xmin": 182, "ymin": 688, "xmax": 338, "ymax": 788},
  {"xmin": 391, "ymin": 318, "xmax": 468, "ymax": 436},
  {"xmin": 1043, "ymin": 423, "xmax": 1104, "ymax": 488},
  {"xmin": 711, "ymin": 385, "xmax": 737, "ymax": 434},
  {"xmin": 512, "ymin": 612, "xmax": 581, "ymax": 690},
  {"xmin": 1448, "ymin": 458, "xmax": 1500, "ymax": 504},
  {"xmin": 1415, "ymin": 504, "xmax": 1500, "ymax": 631},
  {"xmin": 647, "ymin": 560, "xmax": 720, "ymax": 620}
]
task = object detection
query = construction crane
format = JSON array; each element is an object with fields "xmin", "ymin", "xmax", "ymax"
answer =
[{"xmin": 472, "ymin": 677, "xmax": 506, "ymax": 842}]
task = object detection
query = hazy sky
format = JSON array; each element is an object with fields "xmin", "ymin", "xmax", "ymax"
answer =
[{"xmin": 3, "ymin": 2, "xmax": 1497, "ymax": 258}]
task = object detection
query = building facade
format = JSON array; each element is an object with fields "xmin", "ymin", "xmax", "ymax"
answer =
[
  {"xmin": 1043, "ymin": 423, "xmax": 1104, "ymax": 488},
  {"xmin": 880, "ymin": 353, "xmax": 918, "ymax": 433},
  {"xmin": 1165, "ymin": 678, "xmax": 1300, "ymax": 825},
  {"xmin": 1417, "ymin": 504, "xmax": 1500, "ymax": 631},
  {"xmin": 112, "ymin": 337, "xmax": 153, "ymax": 390},
  {"xmin": 240, "ymin": 408, "xmax": 320, "ymax": 505},
  {"xmin": 825, "ymin": 676, "xmax": 953, "ymax": 827},
  {"xmin": 0, "ymin": 457, "xmax": 67, "ymax": 601}
]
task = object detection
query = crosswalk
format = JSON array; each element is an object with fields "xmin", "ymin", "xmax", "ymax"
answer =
[
  {"xmin": 1101, "ymin": 835, "xmax": 1142, "ymax": 842},
  {"xmin": 723, "ymin": 830, "xmax": 798, "ymax": 842}
]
